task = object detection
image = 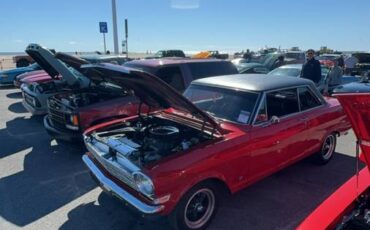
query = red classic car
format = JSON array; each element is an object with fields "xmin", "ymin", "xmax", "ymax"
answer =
[
  {"xmin": 297, "ymin": 79, "xmax": 370, "ymax": 230},
  {"xmin": 13, "ymin": 70, "xmax": 52, "ymax": 88},
  {"xmin": 82, "ymin": 64, "xmax": 350, "ymax": 230},
  {"xmin": 45, "ymin": 58, "xmax": 237, "ymax": 142}
]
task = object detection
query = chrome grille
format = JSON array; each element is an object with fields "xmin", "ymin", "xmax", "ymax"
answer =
[
  {"xmin": 87, "ymin": 142, "xmax": 137, "ymax": 190},
  {"xmin": 24, "ymin": 93, "xmax": 35, "ymax": 106},
  {"xmin": 48, "ymin": 99, "xmax": 66, "ymax": 127}
]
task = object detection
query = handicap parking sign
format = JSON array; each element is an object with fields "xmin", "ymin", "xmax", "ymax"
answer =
[{"xmin": 99, "ymin": 22, "xmax": 108, "ymax": 33}]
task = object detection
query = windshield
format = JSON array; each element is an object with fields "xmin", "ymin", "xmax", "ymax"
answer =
[
  {"xmin": 184, "ymin": 84, "xmax": 259, "ymax": 124},
  {"xmin": 268, "ymin": 67, "xmax": 301, "ymax": 77}
]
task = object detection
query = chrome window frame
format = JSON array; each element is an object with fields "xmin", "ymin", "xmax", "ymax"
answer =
[{"xmin": 252, "ymin": 85, "xmax": 323, "ymax": 126}]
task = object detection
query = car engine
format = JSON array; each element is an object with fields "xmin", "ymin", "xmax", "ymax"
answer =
[
  {"xmin": 91, "ymin": 116, "xmax": 212, "ymax": 166},
  {"xmin": 54, "ymin": 85, "xmax": 126, "ymax": 108},
  {"xmin": 336, "ymin": 193, "xmax": 370, "ymax": 230}
]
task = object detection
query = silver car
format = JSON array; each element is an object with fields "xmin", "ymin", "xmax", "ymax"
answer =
[
  {"xmin": 267, "ymin": 64, "xmax": 331, "ymax": 92},
  {"xmin": 21, "ymin": 44, "xmax": 90, "ymax": 115}
]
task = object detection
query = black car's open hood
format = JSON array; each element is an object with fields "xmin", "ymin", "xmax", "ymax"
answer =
[
  {"xmin": 25, "ymin": 44, "xmax": 84, "ymax": 86},
  {"xmin": 82, "ymin": 63, "xmax": 223, "ymax": 135},
  {"xmin": 55, "ymin": 52, "xmax": 89, "ymax": 73}
]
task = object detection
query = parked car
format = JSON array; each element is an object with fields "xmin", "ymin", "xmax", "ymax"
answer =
[
  {"xmin": 80, "ymin": 55, "xmax": 132, "ymax": 65},
  {"xmin": 13, "ymin": 70, "xmax": 50, "ymax": 88},
  {"xmin": 247, "ymin": 52, "xmax": 292, "ymax": 71},
  {"xmin": 235, "ymin": 63, "xmax": 269, "ymax": 74},
  {"xmin": 297, "ymin": 79, "xmax": 370, "ymax": 230},
  {"xmin": 21, "ymin": 44, "xmax": 91, "ymax": 115},
  {"xmin": 284, "ymin": 51, "xmax": 306, "ymax": 64},
  {"xmin": 0, "ymin": 63, "xmax": 41, "ymax": 86},
  {"xmin": 192, "ymin": 50, "xmax": 229, "ymax": 59},
  {"xmin": 82, "ymin": 66, "xmax": 350, "ymax": 230},
  {"xmin": 14, "ymin": 55, "xmax": 131, "ymax": 88},
  {"xmin": 267, "ymin": 64, "xmax": 359, "ymax": 93},
  {"xmin": 13, "ymin": 54, "xmax": 34, "ymax": 67},
  {"xmin": 351, "ymin": 52, "xmax": 370, "ymax": 76},
  {"xmin": 316, "ymin": 54, "xmax": 341, "ymax": 68},
  {"xmin": 44, "ymin": 57, "xmax": 238, "ymax": 142},
  {"xmin": 146, "ymin": 50, "xmax": 186, "ymax": 59}
]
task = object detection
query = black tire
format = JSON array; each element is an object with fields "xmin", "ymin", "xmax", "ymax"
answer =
[
  {"xmin": 16, "ymin": 59, "xmax": 30, "ymax": 67},
  {"xmin": 169, "ymin": 182, "xmax": 219, "ymax": 230},
  {"xmin": 314, "ymin": 133, "xmax": 337, "ymax": 165}
]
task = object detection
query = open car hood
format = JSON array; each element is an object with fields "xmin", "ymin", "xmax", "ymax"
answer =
[
  {"xmin": 82, "ymin": 63, "xmax": 223, "ymax": 134},
  {"xmin": 54, "ymin": 52, "xmax": 89, "ymax": 73},
  {"xmin": 333, "ymin": 81, "xmax": 370, "ymax": 170},
  {"xmin": 25, "ymin": 44, "xmax": 86, "ymax": 86}
]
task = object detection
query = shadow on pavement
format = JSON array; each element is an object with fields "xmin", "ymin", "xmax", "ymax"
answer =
[
  {"xmin": 6, "ymin": 92, "xmax": 22, "ymax": 99},
  {"xmin": 210, "ymin": 153, "xmax": 362, "ymax": 230},
  {"xmin": 8, "ymin": 102, "xmax": 28, "ymax": 114},
  {"xmin": 0, "ymin": 116, "xmax": 95, "ymax": 227},
  {"xmin": 59, "ymin": 153, "xmax": 361, "ymax": 230},
  {"xmin": 60, "ymin": 193, "xmax": 168, "ymax": 230},
  {"xmin": 0, "ymin": 116, "xmax": 44, "ymax": 159}
]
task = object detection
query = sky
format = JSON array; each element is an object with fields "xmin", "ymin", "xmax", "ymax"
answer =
[{"xmin": 0, "ymin": 0, "xmax": 370, "ymax": 53}]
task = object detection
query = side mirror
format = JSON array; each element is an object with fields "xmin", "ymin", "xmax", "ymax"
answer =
[{"xmin": 270, "ymin": 115, "xmax": 280, "ymax": 124}]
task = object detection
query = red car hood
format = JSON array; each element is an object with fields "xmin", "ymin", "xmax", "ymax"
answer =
[
  {"xmin": 22, "ymin": 71, "xmax": 53, "ymax": 84},
  {"xmin": 16, "ymin": 70, "xmax": 45, "ymax": 80},
  {"xmin": 333, "ymin": 81, "xmax": 370, "ymax": 170},
  {"xmin": 82, "ymin": 63, "xmax": 223, "ymax": 135}
]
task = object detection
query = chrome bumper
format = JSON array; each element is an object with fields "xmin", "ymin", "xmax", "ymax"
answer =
[
  {"xmin": 22, "ymin": 99, "xmax": 46, "ymax": 115},
  {"xmin": 82, "ymin": 155, "xmax": 164, "ymax": 215}
]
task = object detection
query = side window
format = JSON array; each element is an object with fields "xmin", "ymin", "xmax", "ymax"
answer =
[
  {"xmin": 155, "ymin": 66, "xmax": 185, "ymax": 92},
  {"xmin": 266, "ymin": 89, "xmax": 299, "ymax": 119},
  {"xmin": 298, "ymin": 87, "xmax": 322, "ymax": 111}
]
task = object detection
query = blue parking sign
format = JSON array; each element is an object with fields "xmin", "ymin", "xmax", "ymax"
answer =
[{"xmin": 99, "ymin": 22, "xmax": 108, "ymax": 33}]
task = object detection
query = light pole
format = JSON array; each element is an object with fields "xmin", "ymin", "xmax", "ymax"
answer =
[{"xmin": 111, "ymin": 0, "xmax": 119, "ymax": 54}]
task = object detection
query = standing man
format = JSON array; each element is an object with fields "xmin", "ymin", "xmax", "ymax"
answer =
[
  {"xmin": 324, "ymin": 60, "xmax": 343, "ymax": 95},
  {"xmin": 301, "ymin": 49, "xmax": 321, "ymax": 84}
]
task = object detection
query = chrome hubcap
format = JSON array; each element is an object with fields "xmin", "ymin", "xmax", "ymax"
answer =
[
  {"xmin": 184, "ymin": 188, "xmax": 215, "ymax": 229},
  {"xmin": 322, "ymin": 135, "xmax": 335, "ymax": 160}
]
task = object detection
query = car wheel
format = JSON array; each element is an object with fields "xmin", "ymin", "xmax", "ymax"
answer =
[
  {"xmin": 315, "ymin": 133, "xmax": 336, "ymax": 164},
  {"xmin": 169, "ymin": 182, "xmax": 219, "ymax": 230}
]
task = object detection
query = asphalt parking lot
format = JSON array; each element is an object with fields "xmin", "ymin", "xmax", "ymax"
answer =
[{"xmin": 0, "ymin": 87, "xmax": 361, "ymax": 230}]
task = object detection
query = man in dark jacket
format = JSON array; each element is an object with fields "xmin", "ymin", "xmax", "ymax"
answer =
[{"xmin": 300, "ymin": 49, "xmax": 321, "ymax": 84}]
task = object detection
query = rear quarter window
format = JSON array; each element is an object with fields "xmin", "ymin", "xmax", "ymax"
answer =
[{"xmin": 187, "ymin": 62, "xmax": 238, "ymax": 80}]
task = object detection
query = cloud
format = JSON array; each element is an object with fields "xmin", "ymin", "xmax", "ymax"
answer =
[
  {"xmin": 171, "ymin": 0, "xmax": 200, "ymax": 9},
  {"xmin": 68, "ymin": 41, "xmax": 77, "ymax": 45}
]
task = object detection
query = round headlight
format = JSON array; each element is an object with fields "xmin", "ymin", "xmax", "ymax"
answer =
[{"xmin": 133, "ymin": 172, "xmax": 154, "ymax": 198}]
